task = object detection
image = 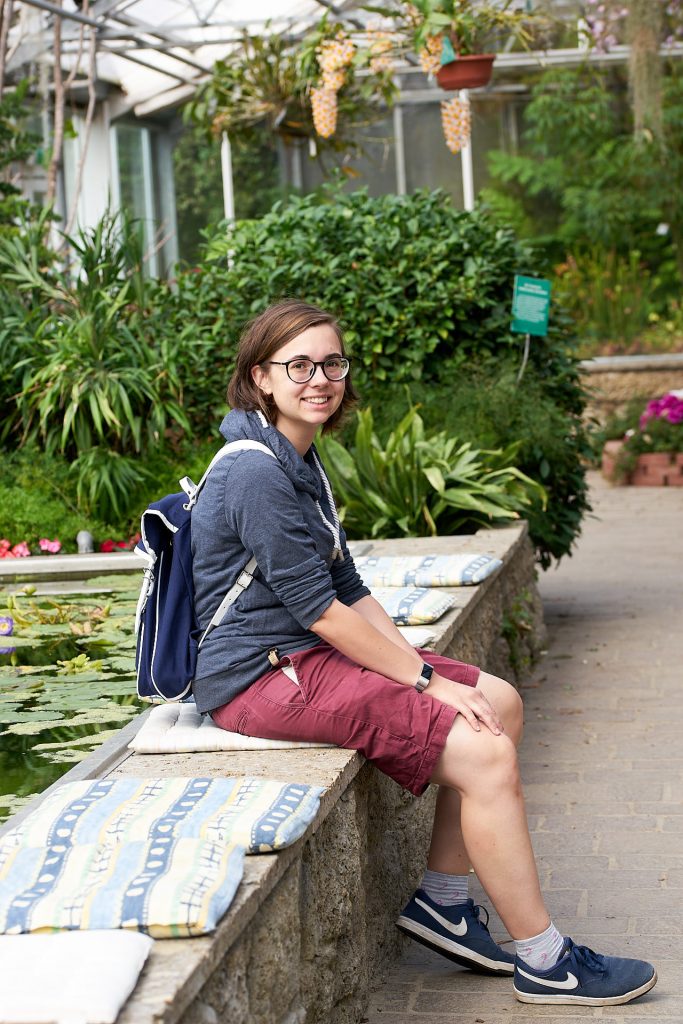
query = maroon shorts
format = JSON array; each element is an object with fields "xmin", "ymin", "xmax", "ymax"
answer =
[{"xmin": 211, "ymin": 645, "xmax": 479, "ymax": 796}]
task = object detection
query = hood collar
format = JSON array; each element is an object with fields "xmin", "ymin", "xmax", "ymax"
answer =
[{"xmin": 219, "ymin": 409, "xmax": 322, "ymax": 498}]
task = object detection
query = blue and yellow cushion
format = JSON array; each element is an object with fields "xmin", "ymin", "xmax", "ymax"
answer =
[
  {"xmin": 0, "ymin": 776, "xmax": 325, "ymax": 936},
  {"xmin": 0, "ymin": 835, "xmax": 243, "ymax": 938},
  {"xmin": 372, "ymin": 587, "xmax": 456, "ymax": 625},
  {"xmin": 2, "ymin": 777, "xmax": 324, "ymax": 855},
  {"xmin": 356, "ymin": 553, "xmax": 502, "ymax": 588}
]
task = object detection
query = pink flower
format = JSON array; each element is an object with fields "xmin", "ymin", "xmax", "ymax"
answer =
[
  {"xmin": 10, "ymin": 542, "xmax": 30, "ymax": 558},
  {"xmin": 640, "ymin": 392, "xmax": 683, "ymax": 429},
  {"xmin": 0, "ymin": 539, "xmax": 10, "ymax": 554},
  {"xmin": 39, "ymin": 538, "xmax": 62, "ymax": 554},
  {"xmin": 100, "ymin": 538, "xmax": 130, "ymax": 553}
]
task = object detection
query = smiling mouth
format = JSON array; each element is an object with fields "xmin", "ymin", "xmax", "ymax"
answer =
[{"xmin": 302, "ymin": 396, "xmax": 332, "ymax": 405}]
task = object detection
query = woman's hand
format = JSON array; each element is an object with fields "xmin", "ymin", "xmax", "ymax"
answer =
[{"xmin": 428, "ymin": 672, "xmax": 504, "ymax": 736}]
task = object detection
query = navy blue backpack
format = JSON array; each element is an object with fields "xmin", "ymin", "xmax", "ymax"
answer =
[{"xmin": 134, "ymin": 440, "xmax": 275, "ymax": 702}]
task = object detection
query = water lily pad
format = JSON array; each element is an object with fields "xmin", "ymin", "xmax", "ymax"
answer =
[
  {"xmin": 0, "ymin": 665, "xmax": 46, "ymax": 677},
  {"xmin": 36, "ymin": 747, "xmax": 92, "ymax": 764},
  {"xmin": 0, "ymin": 791, "xmax": 40, "ymax": 817},
  {"xmin": 57, "ymin": 706, "xmax": 136, "ymax": 727},
  {"xmin": 0, "ymin": 635, "xmax": 44, "ymax": 647},
  {"xmin": 104, "ymin": 656, "xmax": 136, "ymax": 672},
  {"xmin": 50, "ymin": 671, "xmax": 117, "ymax": 685},
  {"xmin": 0, "ymin": 703, "xmax": 23, "ymax": 720},
  {"xmin": 33, "ymin": 729, "xmax": 120, "ymax": 752},
  {"xmin": 0, "ymin": 688, "xmax": 41, "ymax": 701},
  {"xmin": 6, "ymin": 713, "xmax": 67, "ymax": 733},
  {"xmin": 20, "ymin": 623, "xmax": 75, "ymax": 636}
]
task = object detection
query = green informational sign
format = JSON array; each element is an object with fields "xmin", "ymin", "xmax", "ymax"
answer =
[{"xmin": 511, "ymin": 275, "xmax": 551, "ymax": 336}]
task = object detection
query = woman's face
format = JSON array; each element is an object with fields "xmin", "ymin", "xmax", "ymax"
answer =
[{"xmin": 251, "ymin": 324, "xmax": 346, "ymax": 451}]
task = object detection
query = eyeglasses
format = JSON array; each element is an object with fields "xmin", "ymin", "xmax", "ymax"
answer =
[{"xmin": 265, "ymin": 356, "xmax": 351, "ymax": 383}]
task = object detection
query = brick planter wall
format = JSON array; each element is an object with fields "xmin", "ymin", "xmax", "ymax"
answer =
[{"xmin": 602, "ymin": 441, "xmax": 683, "ymax": 486}]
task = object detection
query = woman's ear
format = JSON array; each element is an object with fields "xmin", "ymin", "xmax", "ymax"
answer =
[{"xmin": 251, "ymin": 364, "xmax": 272, "ymax": 395}]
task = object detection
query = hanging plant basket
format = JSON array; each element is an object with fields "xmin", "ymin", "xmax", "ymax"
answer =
[{"xmin": 436, "ymin": 53, "xmax": 495, "ymax": 90}]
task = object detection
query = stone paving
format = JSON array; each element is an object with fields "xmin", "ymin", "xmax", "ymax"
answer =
[{"xmin": 365, "ymin": 473, "xmax": 683, "ymax": 1024}]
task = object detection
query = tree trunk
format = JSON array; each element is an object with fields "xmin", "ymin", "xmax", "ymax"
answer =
[
  {"xmin": 0, "ymin": 0, "xmax": 15, "ymax": 100},
  {"xmin": 45, "ymin": 1, "xmax": 65, "ymax": 208},
  {"xmin": 627, "ymin": 0, "xmax": 663, "ymax": 144}
]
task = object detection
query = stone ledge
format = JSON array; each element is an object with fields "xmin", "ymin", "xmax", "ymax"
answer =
[
  {"xmin": 1, "ymin": 525, "xmax": 544, "ymax": 1024},
  {"xmin": 580, "ymin": 353, "xmax": 683, "ymax": 373}
]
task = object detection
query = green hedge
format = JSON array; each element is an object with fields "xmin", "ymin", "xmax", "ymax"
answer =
[
  {"xmin": 0, "ymin": 187, "xmax": 590, "ymax": 565},
  {"xmin": 165, "ymin": 186, "xmax": 590, "ymax": 566}
]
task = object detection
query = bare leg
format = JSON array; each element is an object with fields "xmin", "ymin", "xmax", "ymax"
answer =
[
  {"xmin": 427, "ymin": 674, "xmax": 524, "ymax": 877},
  {"xmin": 430, "ymin": 708, "xmax": 549, "ymax": 939}
]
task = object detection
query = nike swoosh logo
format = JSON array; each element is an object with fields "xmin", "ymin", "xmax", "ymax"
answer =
[
  {"xmin": 516, "ymin": 966, "xmax": 579, "ymax": 990},
  {"xmin": 415, "ymin": 897, "xmax": 467, "ymax": 937}
]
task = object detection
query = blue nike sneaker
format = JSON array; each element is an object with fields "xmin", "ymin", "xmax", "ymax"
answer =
[
  {"xmin": 396, "ymin": 890, "xmax": 515, "ymax": 975},
  {"xmin": 513, "ymin": 938, "xmax": 657, "ymax": 1005}
]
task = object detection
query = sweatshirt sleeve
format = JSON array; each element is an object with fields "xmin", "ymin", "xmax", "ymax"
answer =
[
  {"xmin": 223, "ymin": 452, "xmax": 337, "ymax": 629},
  {"xmin": 330, "ymin": 527, "xmax": 371, "ymax": 606}
]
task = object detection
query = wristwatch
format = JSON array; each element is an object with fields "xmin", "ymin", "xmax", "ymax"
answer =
[{"xmin": 414, "ymin": 662, "xmax": 434, "ymax": 693}]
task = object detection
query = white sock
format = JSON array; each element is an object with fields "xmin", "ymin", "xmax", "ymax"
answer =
[
  {"xmin": 420, "ymin": 869, "xmax": 469, "ymax": 906},
  {"xmin": 515, "ymin": 921, "xmax": 565, "ymax": 970}
]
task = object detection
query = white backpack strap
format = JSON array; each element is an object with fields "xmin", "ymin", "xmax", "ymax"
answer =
[
  {"xmin": 196, "ymin": 440, "xmax": 277, "ymax": 645},
  {"xmin": 198, "ymin": 555, "xmax": 258, "ymax": 648},
  {"xmin": 184, "ymin": 440, "xmax": 275, "ymax": 509}
]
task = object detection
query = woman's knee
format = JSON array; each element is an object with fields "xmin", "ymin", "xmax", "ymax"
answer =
[
  {"xmin": 477, "ymin": 672, "xmax": 524, "ymax": 742},
  {"xmin": 433, "ymin": 718, "xmax": 520, "ymax": 794}
]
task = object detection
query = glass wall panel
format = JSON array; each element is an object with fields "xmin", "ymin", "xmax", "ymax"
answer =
[
  {"xmin": 114, "ymin": 122, "xmax": 179, "ymax": 277},
  {"xmin": 286, "ymin": 114, "xmax": 398, "ymax": 197}
]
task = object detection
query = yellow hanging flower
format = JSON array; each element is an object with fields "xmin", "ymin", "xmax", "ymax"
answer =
[
  {"xmin": 441, "ymin": 95, "xmax": 471, "ymax": 154},
  {"xmin": 311, "ymin": 86, "xmax": 338, "ymax": 139},
  {"xmin": 317, "ymin": 32, "xmax": 355, "ymax": 75},
  {"xmin": 367, "ymin": 27, "xmax": 394, "ymax": 74},
  {"xmin": 322, "ymin": 67, "xmax": 347, "ymax": 91},
  {"xmin": 419, "ymin": 34, "xmax": 443, "ymax": 76}
]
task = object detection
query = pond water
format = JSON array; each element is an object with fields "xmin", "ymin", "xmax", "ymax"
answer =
[{"xmin": 0, "ymin": 574, "xmax": 143, "ymax": 823}]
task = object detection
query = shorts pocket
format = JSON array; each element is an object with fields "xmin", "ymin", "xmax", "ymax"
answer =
[
  {"xmin": 255, "ymin": 658, "xmax": 308, "ymax": 707},
  {"xmin": 233, "ymin": 708, "xmax": 250, "ymax": 735}
]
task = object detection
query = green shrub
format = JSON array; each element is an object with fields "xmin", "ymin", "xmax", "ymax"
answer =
[
  {"xmin": 317, "ymin": 407, "xmax": 545, "ymax": 539},
  {"xmin": 195, "ymin": 184, "xmax": 580, "ymax": 396},
  {"xmin": 0, "ymin": 214, "xmax": 190, "ymax": 520},
  {"xmin": 0, "ymin": 449, "xmax": 116, "ymax": 552},
  {"xmin": 0, "ymin": 441, "xmax": 223, "ymax": 552},
  {"xmin": 0, "ymin": 185, "xmax": 589, "ymax": 564},
  {"xmin": 356, "ymin": 362, "xmax": 591, "ymax": 569}
]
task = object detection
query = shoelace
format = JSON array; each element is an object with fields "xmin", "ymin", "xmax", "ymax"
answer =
[
  {"xmin": 572, "ymin": 943, "xmax": 607, "ymax": 974},
  {"xmin": 473, "ymin": 904, "xmax": 490, "ymax": 930}
]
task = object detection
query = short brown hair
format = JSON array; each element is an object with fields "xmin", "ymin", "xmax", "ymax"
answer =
[{"xmin": 227, "ymin": 299, "xmax": 358, "ymax": 433}]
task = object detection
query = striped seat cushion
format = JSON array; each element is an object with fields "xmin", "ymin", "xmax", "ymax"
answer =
[
  {"xmin": 0, "ymin": 776, "xmax": 325, "ymax": 936},
  {"xmin": 357, "ymin": 553, "xmax": 502, "ymax": 588}
]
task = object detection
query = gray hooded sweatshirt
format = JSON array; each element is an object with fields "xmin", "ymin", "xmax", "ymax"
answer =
[{"xmin": 190, "ymin": 409, "xmax": 370, "ymax": 713}]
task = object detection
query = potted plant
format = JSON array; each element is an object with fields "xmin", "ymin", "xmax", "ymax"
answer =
[
  {"xmin": 602, "ymin": 391, "xmax": 683, "ymax": 486},
  {"xmin": 191, "ymin": 20, "xmax": 396, "ymax": 152},
  {"xmin": 399, "ymin": 0, "xmax": 535, "ymax": 89}
]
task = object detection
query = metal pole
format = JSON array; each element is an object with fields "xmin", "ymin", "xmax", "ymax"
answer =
[
  {"xmin": 393, "ymin": 103, "xmax": 406, "ymax": 195},
  {"xmin": 459, "ymin": 88, "xmax": 474, "ymax": 211},
  {"xmin": 516, "ymin": 333, "xmax": 531, "ymax": 385},
  {"xmin": 220, "ymin": 131, "xmax": 235, "ymax": 222}
]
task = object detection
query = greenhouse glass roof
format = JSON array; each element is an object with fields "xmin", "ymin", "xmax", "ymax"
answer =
[{"xmin": 8, "ymin": 0, "xmax": 353, "ymax": 113}]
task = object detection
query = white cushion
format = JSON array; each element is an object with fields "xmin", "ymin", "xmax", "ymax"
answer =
[
  {"xmin": 128, "ymin": 702, "xmax": 332, "ymax": 754},
  {"xmin": 0, "ymin": 930, "xmax": 153, "ymax": 1023}
]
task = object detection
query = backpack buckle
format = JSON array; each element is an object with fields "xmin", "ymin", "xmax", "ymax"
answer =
[{"xmin": 237, "ymin": 568, "xmax": 255, "ymax": 588}]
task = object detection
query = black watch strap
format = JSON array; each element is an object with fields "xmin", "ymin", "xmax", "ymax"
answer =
[{"xmin": 414, "ymin": 661, "xmax": 434, "ymax": 693}]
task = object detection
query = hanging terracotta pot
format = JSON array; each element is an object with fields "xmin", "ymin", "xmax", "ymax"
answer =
[{"xmin": 436, "ymin": 53, "xmax": 495, "ymax": 90}]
